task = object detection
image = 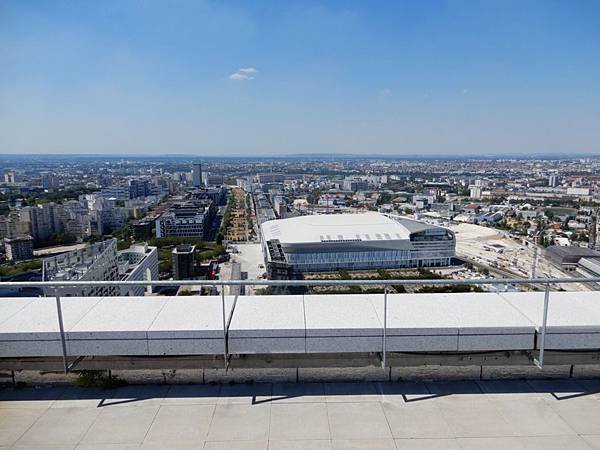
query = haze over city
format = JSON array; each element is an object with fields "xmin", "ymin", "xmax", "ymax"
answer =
[{"xmin": 2, "ymin": 0, "xmax": 600, "ymax": 156}]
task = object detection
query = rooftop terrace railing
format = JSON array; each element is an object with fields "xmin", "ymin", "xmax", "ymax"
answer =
[{"xmin": 2, "ymin": 276, "xmax": 600, "ymax": 373}]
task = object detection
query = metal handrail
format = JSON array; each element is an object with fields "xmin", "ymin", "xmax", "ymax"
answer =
[
  {"xmin": 3, "ymin": 275, "xmax": 600, "ymax": 374},
  {"xmin": 1, "ymin": 275, "xmax": 600, "ymax": 288}
]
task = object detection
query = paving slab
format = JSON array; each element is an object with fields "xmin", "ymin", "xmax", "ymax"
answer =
[
  {"xmin": 15, "ymin": 406, "xmax": 101, "ymax": 447},
  {"xmin": 143, "ymin": 404, "xmax": 214, "ymax": 446},
  {"xmin": 327, "ymin": 402, "xmax": 392, "ymax": 439},
  {"xmin": 229, "ymin": 295, "xmax": 305, "ymax": 354},
  {"xmin": 269, "ymin": 403, "xmax": 330, "ymax": 440},
  {"xmin": 304, "ymin": 294, "xmax": 382, "ymax": 353},
  {"xmin": 79, "ymin": 405, "xmax": 159, "ymax": 445},
  {"xmin": 207, "ymin": 404, "xmax": 271, "ymax": 441}
]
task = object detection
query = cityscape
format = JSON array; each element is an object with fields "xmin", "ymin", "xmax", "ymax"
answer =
[
  {"xmin": 2, "ymin": 155, "xmax": 600, "ymax": 295},
  {"xmin": 2, "ymin": 1, "xmax": 600, "ymax": 449}
]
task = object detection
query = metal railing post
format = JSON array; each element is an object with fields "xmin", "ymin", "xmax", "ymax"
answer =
[
  {"xmin": 54, "ymin": 288, "xmax": 69, "ymax": 373},
  {"xmin": 534, "ymin": 283, "xmax": 551, "ymax": 369},
  {"xmin": 382, "ymin": 286, "xmax": 388, "ymax": 368},
  {"xmin": 221, "ymin": 283, "xmax": 228, "ymax": 370}
]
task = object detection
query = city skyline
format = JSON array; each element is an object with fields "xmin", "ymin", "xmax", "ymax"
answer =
[{"xmin": 2, "ymin": 1, "xmax": 600, "ymax": 156}]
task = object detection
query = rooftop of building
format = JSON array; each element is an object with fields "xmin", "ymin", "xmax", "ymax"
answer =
[
  {"xmin": 1, "ymin": 379, "xmax": 600, "ymax": 448},
  {"xmin": 261, "ymin": 212, "xmax": 444, "ymax": 244},
  {"xmin": 173, "ymin": 244, "xmax": 195, "ymax": 254}
]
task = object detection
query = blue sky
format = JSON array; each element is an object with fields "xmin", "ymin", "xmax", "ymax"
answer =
[{"xmin": 1, "ymin": 0, "xmax": 599, "ymax": 156}]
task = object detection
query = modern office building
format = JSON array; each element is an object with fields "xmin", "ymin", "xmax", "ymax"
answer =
[
  {"xmin": 172, "ymin": 244, "xmax": 195, "ymax": 280},
  {"xmin": 117, "ymin": 242, "xmax": 159, "ymax": 296},
  {"xmin": 155, "ymin": 200, "xmax": 215, "ymax": 239},
  {"xmin": 261, "ymin": 212, "xmax": 455, "ymax": 278},
  {"xmin": 43, "ymin": 239, "xmax": 158, "ymax": 296},
  {"xmin": 43, "ymin": 239, "xmax": 121, "ymax": 296},
  {"xmin": 4, "ymin": 235, "xmax": 34, "ymax": 262},
  {"xmin": 193, "ymin": 162, "xmax": 203, "ymax": 188}
]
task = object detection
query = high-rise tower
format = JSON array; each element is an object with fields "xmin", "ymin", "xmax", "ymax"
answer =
[{"xmin": 192, "ymin": 161, "xmax": 203, "ymax": 187}]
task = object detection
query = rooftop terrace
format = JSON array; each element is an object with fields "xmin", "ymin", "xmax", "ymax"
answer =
[{"xmin": 1, "ymin": 379, "xmax": 600, "ymax": 449}]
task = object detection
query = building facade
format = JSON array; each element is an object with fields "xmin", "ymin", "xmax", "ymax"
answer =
[
  {"xmin": 42, "ymin": 239, "xmax": 158, "ymax": 296},
  {"xmin": 172, "ymin": 244, "xmax": 195, "ymax": 280},
  {"xmin": 4, "ymin": 235, "xmax": 34, "ymax": 262}
]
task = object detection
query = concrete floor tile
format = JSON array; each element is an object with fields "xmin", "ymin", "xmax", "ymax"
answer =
[
  {"xmin": 379, "ymin": 381, "xmax": 430, "ymax": 403},
  {"xmin": 80, "ymin": 405, "xmax": 159, "ymax": 445},
  {"xmin": 382, "ymin": 401, "xmax": 454, "ymax": 438},
  {"xmin": 324, "ymin": 382, "xmax": 381, "ymax": 402},
  {"xmin": 547, "ymin": 397, "xmax": 600, "ymax": 435},
  {"xmin": 95, "ymin": 385, "xmax": 169, "ymax": 408},
  {"xmin": 425, "ymin": 380, "xmax": 482, "ymax": 396},
  {"xmin": 204, "ymin": 441, "xmax": 268, "ymax": 449},
  {"xmin": 331, "ymin": 439, "xmax": 397, "ymax": 450},
  {"xmin": 327, "ymin": 403, "xmax": 391, "ymax": 440},
  {"xmin": 0, "ymin": 408, "xmax": 45, "ymax": 446},
  {"xmin": 458, "ymin": 437, "xmax": 526, "ymax": 449},
  {"xmin": 0, "ymin": 386, "xmax": 65, "ymax": 409},
  {"xmin": 12, "ymin": 445, "xmax": 75, "ymax": 450},
  {"xmin": 162, "ymin": 384, "xmax": 221, "ymax": 405},
  {"xmin": 218, "ymin": 383, "xmax": 272, "ymax": 405},
  {"xmin": 53, "ymin": 387, "xmax": 107, "ymax": 408},
  {"xmin": 477, "ymin": 380, "xmax": 538, "ymax": 398},
  {"xmin": 76, "ymin": 445, "xmax": 140, "ymax": 450},
  {"xmin": 268, "ymin": 440, "xmax": 332, "ymax": 450},
  {"xmin": 270, "ymin": 403, "xmax": 330, "ymax": 440},
  {"xmin": 493, "ymin": 397, "xmax": 576, "ymax": 436},
  {"xmin": 438, "ymin": 399, "xmax": 517, "ymax": 437},
  {"xmin": 582, "ymin": 435, "xmax": 600, "ymax": 449},
  {"xmin": 395, "ymin": 438, "xmax": 460, "ymax": 449},
  {"xmin": 526, "ymin": 379, "xmax": 587, "ymax": 397},
  {"xmin": 207, "ymin": 404, "xmax": 270, "ymax": 441},
  {"xmin": 16, "ymin": 406, "xmax": 101, "ymax": 446},
  {"xmin": 271, "ymin": 383, "xmax": 326, "ymax": 403},
  {"xmin": 143, "ymin": 404, "xmax": 214, "ymax": 444},
  {"xmin": 141, "ymin": 443, "xmax": 203, "ymax": 450},
  {"xmin": 519, "ymin": 435, "xmax": 594, "ymax": 450}
]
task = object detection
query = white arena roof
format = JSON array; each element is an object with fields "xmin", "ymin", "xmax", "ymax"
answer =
[{"xmin": 261, "ymin": 212, "xmax": 436, "ymax": 244}]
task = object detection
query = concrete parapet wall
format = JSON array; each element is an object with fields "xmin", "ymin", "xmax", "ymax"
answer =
[{"xmin": 3, "ymin": 363, "xmax": 600, "ymax": 386}]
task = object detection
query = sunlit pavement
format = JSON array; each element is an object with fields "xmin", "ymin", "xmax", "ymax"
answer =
[{"xmin": 1, "ymin": 379, "xmax": 600, "ymax": 449}]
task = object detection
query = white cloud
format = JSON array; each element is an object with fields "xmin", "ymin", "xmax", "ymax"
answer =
[
  {"xmin": 229, "ymin": 72, "xmax": 253, "ymax": 81},
  {"xmin": 229, "ymin": 67, "xmax": 258, "ymax": 81}
]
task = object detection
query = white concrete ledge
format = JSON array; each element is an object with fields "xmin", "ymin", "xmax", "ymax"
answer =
[
  {"xmin": 304, "ymin": 294, "xmax": 382, "ymax": 353},
  {"xmin": 500, "ymin": 291, "xmax": 600, "ymax": 350},
  {"xmin": 229, "ymin": 295, "xmax": 305, "ymax": 354},
  {"xmin": 0, "ymin": 291, "xmax": 599, "ymax": 358}
]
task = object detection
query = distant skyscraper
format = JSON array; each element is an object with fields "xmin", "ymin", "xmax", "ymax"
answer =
[
  {"xmin": 548, "ymin": 175, "xmax": 558, "ymax": 187},
  {"xmin": 193, "ymin": 162, "xmax": 203, "ymax": 187}
]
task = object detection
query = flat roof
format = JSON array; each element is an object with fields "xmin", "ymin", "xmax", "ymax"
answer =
[{"xmin": 261, "ymin": 212, "xmax": 441, "ymax": 244}]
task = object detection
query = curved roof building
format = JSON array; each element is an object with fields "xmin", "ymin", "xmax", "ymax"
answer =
[{"xmin": 261, "ymin": 212, "xmax": 455, "ymax": 277}]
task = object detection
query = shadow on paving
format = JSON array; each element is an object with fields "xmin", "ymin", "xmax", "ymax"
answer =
[{"xmin": 1, "ymin": 378, "xmax": 599, "ymax": 407}]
